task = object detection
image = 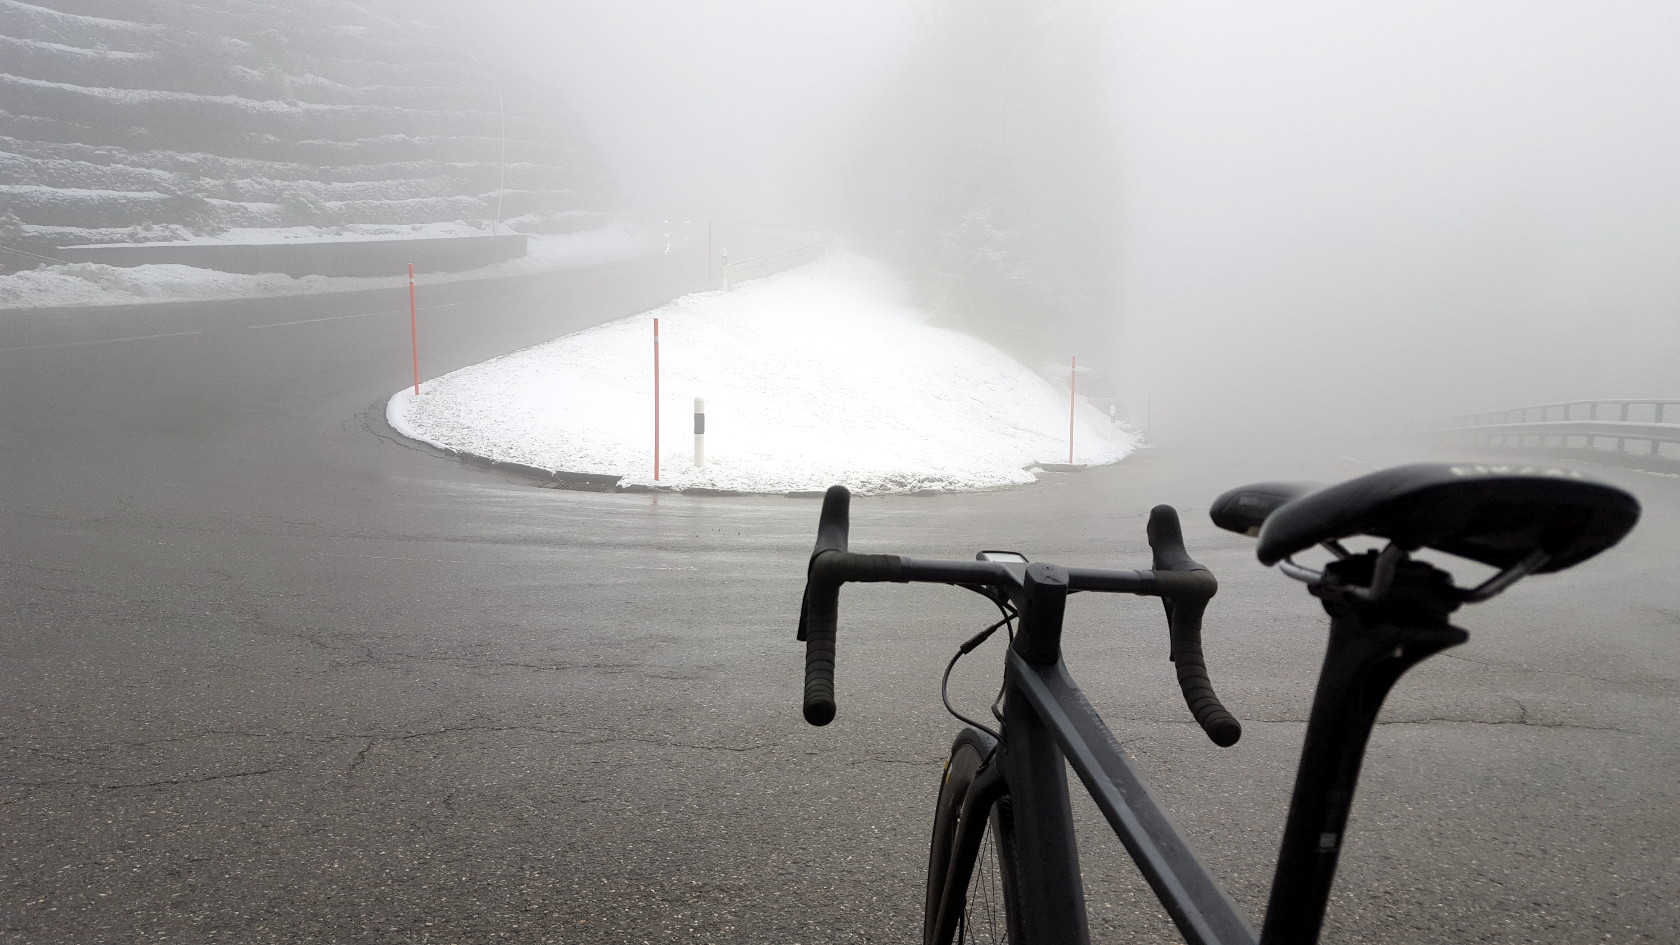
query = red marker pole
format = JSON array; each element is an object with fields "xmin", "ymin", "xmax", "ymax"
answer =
[
  {"xmin": 653, "ymin": 317, "xmax": 661, "ymax": 481},
  {"xmin": 408, "ymin": 263, "xmax": 419, "ymax": 395},
  {"xmin": 1068, "ymin": 355, "xmax": 1077, "ymax": 464}
]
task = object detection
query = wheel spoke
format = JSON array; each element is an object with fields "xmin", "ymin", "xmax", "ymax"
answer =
[{"xmin": 963, "ymin": 814, "xmax": 1007, "ymax": 944}]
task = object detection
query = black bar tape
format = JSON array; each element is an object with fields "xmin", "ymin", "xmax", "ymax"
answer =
[
  {"xmin": 801, "ymin": 487, "xmax": 852, "ymax": 726},
  {"xmin": 1173, "ymin": 646, "xmax": 1242, "ymax": 747},
  {"xmin": 799, "ymin": 551, "xmax": 903, "ymax": 727},
  {"xmin": 809, "ymin": 551, "xmax": 904, "ymax": 584},
  {"xmin": 1147, "ymin": 505, "xmax": 1242, "ymax": 747},
  {"xmin": 1161, "ymin": 582, "xmax": 1241, "ymax": 746},
  {"xmin": 801, "ymin": 571, "xmax": 840, "ymax": 725},
  {"xmin": 803, "ymin": 627, "xmax": 836, "ymax": 726}
]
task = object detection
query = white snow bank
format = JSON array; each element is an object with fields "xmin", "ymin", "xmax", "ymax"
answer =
[
  {"xmin": 52, "ymin": 221, "xmax": 507, "ymax": 247},
  {"xmin": 0, "ymin": 220, "xmax": 648, "ymax": 310},
  {"xmin": 388, "ymin": 254, "xmax": 1140, "ymax": 495}
]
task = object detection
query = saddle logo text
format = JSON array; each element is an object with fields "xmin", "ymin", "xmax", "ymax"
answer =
[{"xmin": 1448, "ymin": 464, "xmax": 1583, "ymax": 479}]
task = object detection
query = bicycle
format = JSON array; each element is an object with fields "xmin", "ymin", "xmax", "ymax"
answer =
[{"xmin": 793, "ymin": 462, "xmax": 1640, "ymax": 944}]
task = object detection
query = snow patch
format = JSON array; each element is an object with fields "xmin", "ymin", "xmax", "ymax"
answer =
[
  {"xmin": 0, "ymin": 36, "xmax": 152, "ymax": 59},
  {"xmin": 57, "ymin": 221, "xmax": 516, "ymax": 248},
  {"xmin": 387, "ymin": 254, "xmax": 1139, "ymax": 495},
  {"xmin": 0, "ymin": 220, "xmax": 648, "ymax": 309},
  {"xmin": 1, "ymin": 0, "xmax": 162, "ymax": 32}
]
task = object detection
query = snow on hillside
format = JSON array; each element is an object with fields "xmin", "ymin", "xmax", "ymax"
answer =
[
  {"xmin": 387, "ymin": 254, "xmax": 1140, "ymax": 495},
  {"xmin": 0, "ymin": 0, "xmax": 620, "ymax": 257},
  {"xmin": 3, "ymin": 0, "xmax": 162, "ymax": 35},
  {"xmin": 0, "ymin": 219, "xmax": 647, "ymax": 309}
]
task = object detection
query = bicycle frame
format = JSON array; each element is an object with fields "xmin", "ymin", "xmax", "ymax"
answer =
[{"xmin": 928, "ymin": 555, "xmax": 1470, "ymax": 945}]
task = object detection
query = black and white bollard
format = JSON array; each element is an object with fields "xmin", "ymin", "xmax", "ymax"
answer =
[{"xmin": 693, "ymin": 397, "xmax": 706, "ymax": 467}]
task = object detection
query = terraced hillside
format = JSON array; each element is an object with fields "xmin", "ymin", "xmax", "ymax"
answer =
[{"xmin": 0, "ymin": 0, "xmax": 620, "ymax": 261}]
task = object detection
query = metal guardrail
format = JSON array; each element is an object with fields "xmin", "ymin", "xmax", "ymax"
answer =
[
  {"xmin": 1, "ymin": 243, "xmax": 71, "ymax": 269},
  {"xmin": 1422, "ymin": 399, "xmax": 1680, "ymax": 460},
  {"xmin": 722, "ymin": 224, "xmax": 831, "ymax": 287}
]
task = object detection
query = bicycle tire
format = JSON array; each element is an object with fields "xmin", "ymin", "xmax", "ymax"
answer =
[{"xmin": 924, "ymin": 728, "xmax": 1022, "ymax": 945}]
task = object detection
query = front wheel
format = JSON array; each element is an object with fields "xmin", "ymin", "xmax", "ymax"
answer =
[{"xmin": 924, "ymin": 729, "xmax": 1021, "ymax": 945}]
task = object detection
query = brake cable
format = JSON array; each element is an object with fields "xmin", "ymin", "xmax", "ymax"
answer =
[{"xmin": 940, "ymin": 586, "xmax": 1017, "ymax": 744}]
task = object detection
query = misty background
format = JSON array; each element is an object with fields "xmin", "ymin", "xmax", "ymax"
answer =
[{"xmin": 324, "ymin": 1, "xmax": 1680, "ymax": 443}]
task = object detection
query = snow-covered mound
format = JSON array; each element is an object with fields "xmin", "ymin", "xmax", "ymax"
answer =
[{"xmin": 388, "ymin": 254, "xmax": 1140, "ymax": 495}]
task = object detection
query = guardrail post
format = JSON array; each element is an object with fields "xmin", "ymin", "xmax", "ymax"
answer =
[
  {"xmin": 1068, "ymin": 356, "xmax": 1077, "ymax": 464},
  {"xmin": 653, "ymin": 317, "xmax": 661, "ymax": 481},
  {"xmin": 694, "ymin": 397, "xmax": 705, "ymax": 468},
  {"xmin": 408, "ymin": 262, "xmax": 420, "ymax": 396}
]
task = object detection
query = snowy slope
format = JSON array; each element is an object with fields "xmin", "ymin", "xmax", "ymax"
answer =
[
  {"xmin": 0, "ymin": 0, "xmax": 618, "ymax": 262},
  {"xmin": 388, "ymin": 254, "xmax": 1140, "ymax": 495}
]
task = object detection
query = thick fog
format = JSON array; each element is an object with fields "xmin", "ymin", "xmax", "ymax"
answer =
[
  {"xmin": 1106, "ymin": 3, "xmax": 1680, "ymax": 444},
  {"xmin": 419, "ymin": 0, "xmax": 916, "ymax": 222},
  {"xmin": 432, "ymin": 1, "xmax": 1678, "ymax": 445}
]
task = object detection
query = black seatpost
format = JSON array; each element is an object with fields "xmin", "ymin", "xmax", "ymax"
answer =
[{"xmin": 1258, "ymin": 553, "xmax": 1469, "ymax": 945}]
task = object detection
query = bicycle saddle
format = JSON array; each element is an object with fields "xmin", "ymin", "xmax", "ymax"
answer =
[{"xmin": 1212, "ymin": 463, "xmax": 1640, "ymax": 572}]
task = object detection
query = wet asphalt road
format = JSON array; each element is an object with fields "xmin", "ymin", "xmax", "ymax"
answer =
[{"xmin": 2, "ymin": 258, "xmax": 1676, "ymax": 944}]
